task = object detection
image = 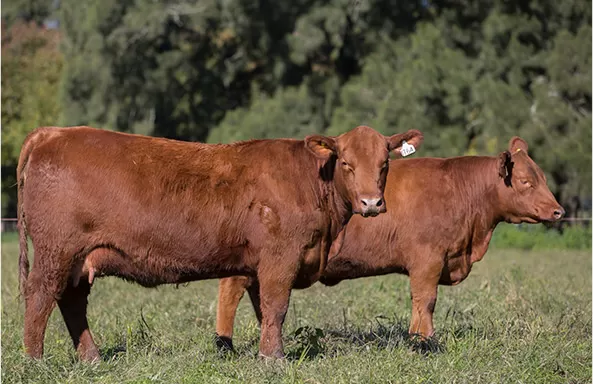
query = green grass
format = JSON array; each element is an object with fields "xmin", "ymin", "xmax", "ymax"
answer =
[
  {"xmin": 491, "ymin": 223, "xmax": 592, "ymax": 250},
  {"xmin": 1, "ymin": 232, "xmax": 591, "ymax": 383}
]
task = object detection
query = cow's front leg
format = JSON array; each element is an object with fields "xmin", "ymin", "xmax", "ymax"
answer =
[
  {"xmin": 257, "ymin": 269, "xmax": 293, "ymax": 359},
  {"xmin": 408, "ymin": 261, "xmax": 442, "ymax": 339}
]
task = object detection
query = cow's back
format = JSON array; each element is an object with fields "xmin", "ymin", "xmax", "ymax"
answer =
[{"xmin": 22, "ymin": 127, "xmax": 249, "ymax": 241}]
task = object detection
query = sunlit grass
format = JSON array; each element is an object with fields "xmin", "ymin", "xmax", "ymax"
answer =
[{"xmin": 2, "ymin": 232, "xmax": 591, "ymax": 383}]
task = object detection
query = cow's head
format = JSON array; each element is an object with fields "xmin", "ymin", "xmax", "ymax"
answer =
[
  {"xmin": 497, "ymin": 137, "xmax": 565, "ymax": 223},
  {"xmin": 305, "ymin": 126, "xmax": 423, "ymax": 217}
]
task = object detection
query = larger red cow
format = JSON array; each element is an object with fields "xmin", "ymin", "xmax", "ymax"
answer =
[
  {"xmin": 216, "ymin": 137, "xmax": 564, "ymax": 349},
  {"xmin": 17, "ymin": 125, "xmax": 423, "ymax": 360}
]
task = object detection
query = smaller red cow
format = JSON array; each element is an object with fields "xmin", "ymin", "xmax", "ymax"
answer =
[{"xmin": 216, "ymin": 137, "xmax": 564, "ymax": 349}]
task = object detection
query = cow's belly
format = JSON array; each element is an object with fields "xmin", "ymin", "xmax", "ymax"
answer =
[
  {"xmin": 319, "ymin": 254, "xmax": 408, "ymax": 286},
  {"xmin": 70, "ymin": 242, "xmax": 254, "ymax": 288}
]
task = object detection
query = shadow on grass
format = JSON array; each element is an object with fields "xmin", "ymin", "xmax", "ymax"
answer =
[
  {"xmin": 98, "ymin": 311, "xmax": 158, "ymax": 362},
  {"xmin": 219, "ymin": 316, "xmax": 449, "ymax": 362},
  {"xmin": 105, "ymin": 310, "xmax": 486, "ymax": 363},
  {"xmin": 100, "ymin": 344, "xmax": 127, "ymax": 361},
  {"xmin": 321, "ymin": 316, "xmax": 446, "ymax": 357},
  {"xmin": 99, "ymin": 338, "xmax": 185, "ymax": 362},
  {"xmin": 215, "ymin": 334, "xmax": 260, "ymax": 359}
]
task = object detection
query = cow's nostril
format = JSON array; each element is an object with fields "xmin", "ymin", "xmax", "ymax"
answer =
[
  {"xmin": 552, "ymin": 206, "xmax": 566, "ymax": 220},
  {"xmin": 361, "ymin": 197, "xmax": 382, "ymax": 210}
]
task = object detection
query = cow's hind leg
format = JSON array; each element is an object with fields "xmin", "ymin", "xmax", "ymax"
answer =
[
  {"xmin": 23, "ymin": 264, "xmax": 61, "ymax": 359},
  {"xmin": 58, "ymin": 279, "xmax": 100, "ymax": 362},
  {"xmin": 216, "ymin": 276, "xmax": 263, "ymax": 352},
  {"xmin": 216, "ymin": 276, "xmax": 249, "ymax": 351}
]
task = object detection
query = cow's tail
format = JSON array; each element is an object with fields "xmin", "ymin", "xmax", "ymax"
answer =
[{"xmin": 17, "ymin": 128, "xmax": 47, "ymax": 298}]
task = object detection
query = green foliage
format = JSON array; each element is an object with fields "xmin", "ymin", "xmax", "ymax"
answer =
[
  {"xmin": 491, "ymin": 223, "xmax": 592, "ymax": 250},
  {"xmin": 1, "ymin": 0, "xmax": 54, "ymax": 27},
  {"xmin": 1, "ymin": 22, "xmax": 63, "ymax": 217},
  {"xmin": 326, "ymin": 24, "xmax": 474, "ymax": 157},
  {"xmin": 324, "ymin": 1, "xmax": 591, "ymax": 208},
  {"xmin": 525, "ymin": 24, "xmax": 593, "ymax": 199},
  {"xmin": 58, "ymin": 0, "xmax": 340, "ymax": 140},
  {"xmin": 286, "ymin": 326, "xmax": 326, "ymax": 359},
  {"xmin": 1, "ymin": 0, "xmax": 590, "ymax": 219},
  {"xmin": 207, "ymin": 85, "xmax": 323, "ymax": 143}
]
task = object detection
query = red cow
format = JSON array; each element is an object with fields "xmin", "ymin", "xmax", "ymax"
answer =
[
  {"xmin": 216, "ymin": 137, "xmax": 564, "ymax": 349},
  {"xmin": 17, "ymin": 125, "xmax": 423, "ymax": 360}
]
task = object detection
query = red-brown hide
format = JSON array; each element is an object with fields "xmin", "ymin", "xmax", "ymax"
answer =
[
  {"xmin": 17, "ymin": 125, "xmax": 423, "ymax": 360},
  {"xmin": 216, "ymin": 137, "xmax": 564, "ymax": 347}
]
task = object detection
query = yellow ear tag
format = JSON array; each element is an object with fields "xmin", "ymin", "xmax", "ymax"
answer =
[{"xmin": 516, "ymin": 148, "xmax": 521, "ymax": 152}]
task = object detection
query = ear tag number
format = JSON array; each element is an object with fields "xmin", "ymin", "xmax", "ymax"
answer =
[{"xmin": 400, "ymin": 141, "xmax": 416, "ymax": 157}]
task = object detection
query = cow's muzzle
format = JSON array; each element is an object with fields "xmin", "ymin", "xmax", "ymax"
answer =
[
  {"xmin": 552, "ymin": 206, "xmax": 565, "ymax": 221},
  {"xmin": 359, "ymin": 196, "xmax": 386, "ymax": 217}
]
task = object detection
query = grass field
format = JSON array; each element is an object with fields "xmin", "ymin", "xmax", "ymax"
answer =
[{"xmin": 1, "ymin": 232, "xmax": 591, "ymax": 383}]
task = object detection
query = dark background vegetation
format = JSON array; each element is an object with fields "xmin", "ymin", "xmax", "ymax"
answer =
[{"xmin": 1, "ymin": 0, "xmax": 591, "ymax": 220}]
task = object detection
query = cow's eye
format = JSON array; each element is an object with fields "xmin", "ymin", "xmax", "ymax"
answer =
[
  {"xmin": 520, "ymin": 179, "xmax": 531, "ymax": 187},
  {"xmin": 341, "ymin": 160, "xmax": 354, "ymax": 173}
]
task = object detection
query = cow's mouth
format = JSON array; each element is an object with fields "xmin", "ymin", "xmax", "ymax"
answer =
[
  {"xmin": 538, "ymin": 215, "xmax": 561, "ymax": 223},
  {"xmin": 361, "ymin": 210, "xmax": 380, "ymax": 218},
  {"xmin": 523, "ymin": 217, "xmax": 540, "ymax": 224},
  {"xmin": 505, "ymin": 216, "xmax": 538, "ymax": 224}
]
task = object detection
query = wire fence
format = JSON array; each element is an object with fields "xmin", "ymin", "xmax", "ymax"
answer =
[{"xmin": 1, "ymin": 217, "xmax": 592, "ymax": 233}]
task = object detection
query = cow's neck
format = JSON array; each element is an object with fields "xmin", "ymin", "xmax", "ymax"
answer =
[
  {"xmin": 467, "ymin": 156, "xmax": 506, "ymax": 265},
  {"xmin": 328, "ymin": 187, "xmax": 352, "ymax": 238},
  {"xmin": 317, "ymin": 158, "xmax": 352, "ymax": 240}
]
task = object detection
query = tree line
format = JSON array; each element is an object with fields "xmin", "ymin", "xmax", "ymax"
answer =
[{"xmin": 2, "ymin": 0, "xmax": 591, "ymax": 219}]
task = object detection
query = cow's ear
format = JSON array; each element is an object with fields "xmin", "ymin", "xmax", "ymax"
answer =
[
  {"xmin": 305, "ymin": 135, "xmax": 337, "ymax": 160},
  {"xmin": 509, "ymin": 136, "xmax": 528, "ymax": 154},
  {"xmin": 387, "ymin": 129, "xmax": 424, "ymax": 156},
  {"xmin": 499, "ymin": 150, "xmax": 513, "ymax": 185}
]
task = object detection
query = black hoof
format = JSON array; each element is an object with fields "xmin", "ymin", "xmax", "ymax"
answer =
[{"xmin": 215, "ymin": 334, "xmax": 234, "ymax": 352}]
